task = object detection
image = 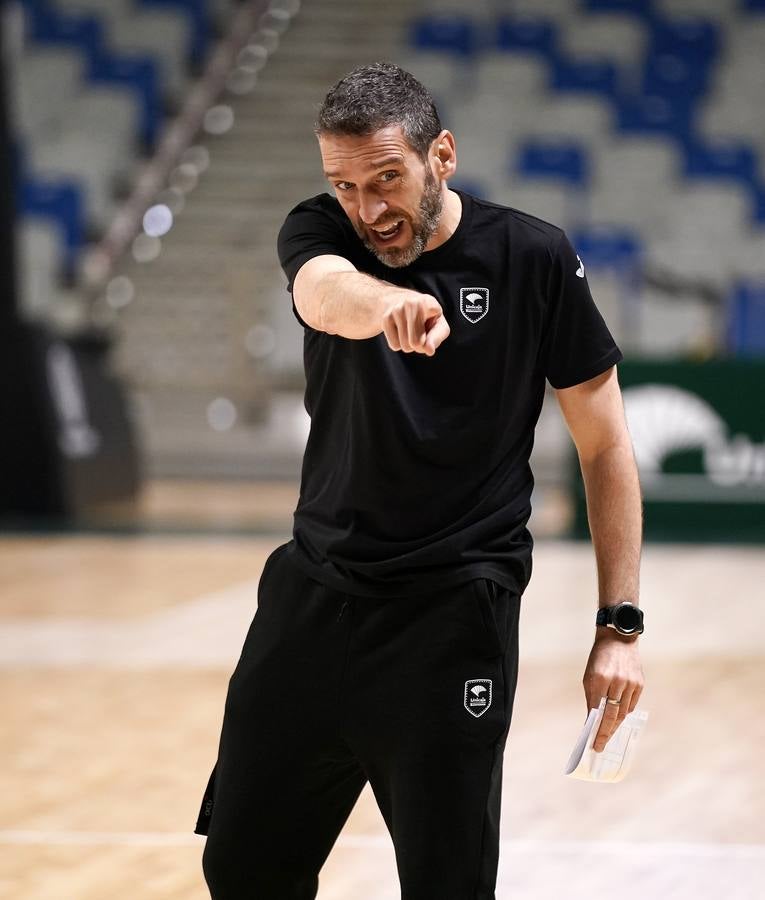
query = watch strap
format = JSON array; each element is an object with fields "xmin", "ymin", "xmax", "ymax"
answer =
[{"xmin": 595, "ymin": 607, "xmax": 612, "ymax": 627}]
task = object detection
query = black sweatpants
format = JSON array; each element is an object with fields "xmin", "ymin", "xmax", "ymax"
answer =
[{"xmin": 196, "ymin": 541, "xmax": 522, "ymax": 900}]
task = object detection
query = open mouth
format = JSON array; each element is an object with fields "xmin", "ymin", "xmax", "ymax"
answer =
[{"xmin": 369, "ymin": 219, "xmax": 404, "ymax": 243}]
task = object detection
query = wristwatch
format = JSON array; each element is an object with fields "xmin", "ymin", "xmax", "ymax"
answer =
[{"xmin": 596, "ymin": 602, "xmax": 644, "ymax": 635}]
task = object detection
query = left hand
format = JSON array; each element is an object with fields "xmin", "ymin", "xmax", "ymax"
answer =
[{"xmin": 583, "ymin": 632, "xmax": 645, "ymax": 753}]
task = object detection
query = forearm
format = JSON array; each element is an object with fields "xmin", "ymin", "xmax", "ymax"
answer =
[
  {"xmin": 316, "ymin": 271, "xmax": 400, "ymax": 339},
  {"xmin": 580, "ymin": 439, "xmax": 643, "ymax": 626}
]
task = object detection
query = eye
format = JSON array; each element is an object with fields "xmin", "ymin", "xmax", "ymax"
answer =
[
  {"xmin": 334, "ymin": 182, "xmax": 354, "ymax": 192},
  {"xmin": 379, "ymin": 170, "xmax": 399, "ymax": 183}
]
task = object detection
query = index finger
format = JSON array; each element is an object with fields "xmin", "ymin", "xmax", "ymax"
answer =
[{"xmin": 423, "ymin": 315, "xmax": 450, "ymax": 356}]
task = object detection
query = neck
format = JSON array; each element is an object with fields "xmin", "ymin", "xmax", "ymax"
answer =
[{"xmin": 425, "ymin": 188, "xmax": 462, "ymax": 252}]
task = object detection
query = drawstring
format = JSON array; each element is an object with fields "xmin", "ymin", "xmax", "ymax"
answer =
[{"xmin": 336, "ymin": 599, "xmax": 349, "ymax": 622}]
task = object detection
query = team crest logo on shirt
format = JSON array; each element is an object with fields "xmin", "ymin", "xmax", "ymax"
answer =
[
  {"xmin": 459, "ymin": 287, "xmax": 489, "ymax": 324},
  {"xmin": 464, "ymin": 679, "xmax": 493, "ymax": 718}
]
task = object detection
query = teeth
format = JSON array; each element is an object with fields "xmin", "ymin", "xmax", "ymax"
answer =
[{"xmin": 373, "ymin": 220, "xmax": 402, "ymax": 235}]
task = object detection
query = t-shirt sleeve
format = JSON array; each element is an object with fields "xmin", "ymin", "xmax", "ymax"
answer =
[
  {"xmin": 539, "ymin": 231, "xmax": 624, "ymax": 389},
  {"xmin": 277, "ymin": 200, "xmax": 351, "ymax": 329}
]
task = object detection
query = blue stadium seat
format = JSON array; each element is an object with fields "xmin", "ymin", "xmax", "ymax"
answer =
[
  {"xmin": 570, "ymin": 226, "xmax": 642, "ymax": 274},
  {"xmin": 87, "ymin": 53, "xmax": 161, "ymax": 148},
  {"xmin": 641, "ymin": 51, "xmax": 712, "ymax": 100},
  {"xmin": 410, "ymin": 15, "xmax": 479, "ymax": 58},
  {"xmin": 571, "ymin": 227, "xmax": 641, "ymax": 266},
  {"xmin": 19, "ymin": 178, "xmax": 86, "ymax": 273},
  {"xmin": 24, "ymin": 2, "xmax": 104, "ymax": 60},
  {"xmin": 582, "ymin": 0, "xmax": 654, "ymax": 19},
  {"xmin": 727, "ymin": 280, "xmax": 765, "ymax": 355},
  {"xmin": 496, "ymin": 16, "xmax": 557, "ymax": 58},
  {"xmin": 615, "ymin": 93, "xmax": 692, "ymax": 140},
  {"xmin": 551, "ymin": 57, "xmax": 619, "ymax": 98},
  {"xmin": 683, "ymin": 140, "xmax": 758, "ymax": 188},
  {"xmin": 516, "ymin": 140, "xmax": 589, "ymax": 186},
  {"xmin": 21, "ymin": 1, "xmax": 161, "ymax": 147},
  {"xmin": 649, "ymin": 18, "xmax": 720, "ymax": 64},
  {"xmin": 753, "ymin": 185, "xmax": 765, "ymax": 224}
]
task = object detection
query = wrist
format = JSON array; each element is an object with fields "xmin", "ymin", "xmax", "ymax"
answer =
[{"xmin": 595, "ymin": 625, "xmax": 640, "ymax": 644}]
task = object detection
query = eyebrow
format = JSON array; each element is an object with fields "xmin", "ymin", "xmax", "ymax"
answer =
[{"xmin": 324, "ymin": 155, "xmax": 405, "ymax": 179}]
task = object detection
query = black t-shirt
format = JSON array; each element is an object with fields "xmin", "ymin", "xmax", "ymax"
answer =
[{"xmin": 277, "ymin": 190, "xmax": 622, "ymax": 598}]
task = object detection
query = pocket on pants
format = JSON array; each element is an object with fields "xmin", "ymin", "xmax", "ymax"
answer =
[{"xmin": 471, "ymin": 578, "xmax": 504, "ymax": 659}]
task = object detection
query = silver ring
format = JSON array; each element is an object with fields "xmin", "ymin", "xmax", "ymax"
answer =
[{"xmin": 606, "ymin": 697, "xmax": 621, "ymax": 706}]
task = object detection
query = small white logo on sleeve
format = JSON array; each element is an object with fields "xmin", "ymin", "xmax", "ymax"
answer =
[
  {"xmin": 464, "ymin": 679, "xmax": 493, "ymax": 717},
  {"xmin": 459, "ymin": 287, "xmax": 490, "ymax": 323},
  {"xmin": 576, "ymin": 255, "xmax": 585, "ymax": 278}
]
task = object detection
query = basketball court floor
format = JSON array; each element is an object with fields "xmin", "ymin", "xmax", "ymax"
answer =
[{"xmin": 1, "ymin": 480, "xmax": 763, "ymax": 899}]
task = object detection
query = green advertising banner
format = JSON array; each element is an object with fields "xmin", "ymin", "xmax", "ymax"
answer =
[{"xmin": 571, "ymin": 360, "xmax": 765, "ymax": 543}]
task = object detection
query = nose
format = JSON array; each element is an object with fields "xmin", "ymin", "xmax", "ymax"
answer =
[{"xmin": 357, "ymin": 191, "xmax": 387, "ymax": 225}]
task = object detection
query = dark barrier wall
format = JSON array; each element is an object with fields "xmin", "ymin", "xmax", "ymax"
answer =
[
  {"xmin": 0, "ymin": 324, "xmax": 142, "ymax": 518},
  {"xmin": 571, "ymin": 360, "xmax": 765, "ymax": 543},
  {"xmin": 0, "ymin": 8, "xmax": 142, "ymax": 521}
]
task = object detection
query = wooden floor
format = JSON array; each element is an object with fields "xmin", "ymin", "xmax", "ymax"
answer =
[{"xmin": 1, "ymin": 482, "xmax": 764, "ymax": 899}]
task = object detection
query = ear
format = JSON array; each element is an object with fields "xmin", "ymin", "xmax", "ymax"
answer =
[{"xmin": 431, "ymin": 130, "xmax": 457, "ymax": 180}]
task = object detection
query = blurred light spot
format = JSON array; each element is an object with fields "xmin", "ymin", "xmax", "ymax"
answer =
[
  {"xmin": 204, "ymin": 105, "xmax": 235, "ymax": 135},
  {"xmin": 250, "ymin": 27, "xmax": 280, "ymax": 54},
  {"xmin": 238, "ymin": 43, "xmax": 269, "ymax": 71},
  {"xmin": 269, "ymin": 0, "xmax": 300, "ymax": 14},
  {"xmin": 106, "ymin": 275, "xmax": 135, "ymax": 309},
  {"xmin": 207, "ymin": 397, "xmax": 237, "ymax": 432},
  {"xmin": 81, "ymin": 249, "xmax": 110, "ymax": 285},
  {"xmin": 259, "ymin": 8, "xmax": 291, "ymax": 33},
  {"xmin": 157, "ymin": 187, "xmax": 185, "ymax": 214},
  {"xmin": 245, "ymin": 324, "xmax": 276, "ymax": 359},
  {"xmin": 143, "ymin": 204, "xmax": 173, "ymax": 238},
  {"xmin": 181, "ymin": 145, "xmax": 210, "ymax": 175},
  {"xmin": 227, "ymin": 68, "xmax": 258, "ymax": 95},
  {"xmin": 132, "ymin": 234, "xmax": 161, "ymax": 263},
  {"xmin": 169, "ymin": 162, "xmax": 199, "ymax": 193}
]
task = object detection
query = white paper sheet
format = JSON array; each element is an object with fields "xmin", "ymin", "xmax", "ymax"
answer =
[{"xmin": 565, "ymin": 697, "xmax": 649, "ymax": 783}]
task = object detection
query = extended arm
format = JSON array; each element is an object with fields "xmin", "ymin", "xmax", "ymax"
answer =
[
  {"xmin": 555, "ymin": 365, "xmax": 645, "ymax": 751},
  {"xmin": 293, "ymin": 255, "xmax": 450, "ymax": 354}
]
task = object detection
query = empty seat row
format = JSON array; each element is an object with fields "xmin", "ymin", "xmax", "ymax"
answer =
[{"xmin": 12, "ymin": 0, "xmax": 240, "ymax": 289}]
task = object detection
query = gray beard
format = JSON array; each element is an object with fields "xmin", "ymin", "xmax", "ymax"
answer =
[{"xmin": 360, "ymin": 170, "xmax": 444, "ymax": 268}]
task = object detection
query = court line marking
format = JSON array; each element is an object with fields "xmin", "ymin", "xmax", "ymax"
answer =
[
  {"xmin": 0, "ymin": 831, "xmax": 763, "ymax": 860},
  {"xmin": 2, "ymin": 544, "xmax": 765, "ymax": 666}
]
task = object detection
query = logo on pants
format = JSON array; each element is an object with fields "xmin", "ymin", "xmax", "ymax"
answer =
[{"xmin": 464, "ymin": 679, "xmax": 493, "ymax": 717}]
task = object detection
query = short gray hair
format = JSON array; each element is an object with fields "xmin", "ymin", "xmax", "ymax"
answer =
[{"xmin": 315, "ymin": 62, "xmax": 442, "ymax": 159}]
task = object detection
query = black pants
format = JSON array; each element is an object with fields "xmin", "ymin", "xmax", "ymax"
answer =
[{"xmin": 197, "ymin": 542, "xmax": 521, "ymax": 900}]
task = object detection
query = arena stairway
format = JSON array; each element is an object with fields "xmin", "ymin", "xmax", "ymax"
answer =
[{"xmin": 109, "ymin": 0, "xmax": 418, "ymax": 478}]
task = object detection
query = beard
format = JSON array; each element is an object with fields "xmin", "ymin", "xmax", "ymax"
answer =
[{"xmin": 357, "ymin": 168, "xmax": 444, "ymax": 268}]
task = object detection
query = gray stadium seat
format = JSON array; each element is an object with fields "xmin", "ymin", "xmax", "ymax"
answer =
[
  {"xmin": 13, "ymin": 48, "xmax": 84, "ymax": 138},
  {"xmin": 562, "ymin": 14, "xmax": 648, "ymax": 69},
  {"xmin": 511, "ymin": 0, "xmax": 580, "ymax": 19},
  {"xmin": 17, "ymin": 219, "xmax": 61, "ymax": 319},
  {"xmin": 494, "ymin": 179, "xmax": 572, "ymax": 228}
]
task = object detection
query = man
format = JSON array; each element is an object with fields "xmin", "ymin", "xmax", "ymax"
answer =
[{"xmin": 197, "ymin": 62, "xmax": 644, "ymax": 899}]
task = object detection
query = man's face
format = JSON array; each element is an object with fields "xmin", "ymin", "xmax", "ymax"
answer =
[{"xmin": 319, "ymin": 125, "xmax": 445, "ymax": 267}]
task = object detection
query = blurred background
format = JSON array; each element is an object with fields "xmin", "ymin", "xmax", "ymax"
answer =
[{"xmin": 0, "ymin": 0, "xmax": 763, "ymax": 898}]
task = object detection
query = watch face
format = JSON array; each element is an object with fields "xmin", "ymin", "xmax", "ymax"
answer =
[{"xmin": 614, "ymin": 604, "xmax": 642, "ymax": 632}]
